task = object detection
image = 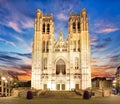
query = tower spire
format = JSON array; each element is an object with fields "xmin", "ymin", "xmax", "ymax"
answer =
[{"xmin": 59, "ymin": 29, "xmax": 63, "ymax": 41}]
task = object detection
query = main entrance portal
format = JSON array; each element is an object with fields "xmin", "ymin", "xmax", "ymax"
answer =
[
  {"xmin": 56, "ymin": 59, "xmax": 66, "ymax": 90},
  {"xmin": 56, "ymin": 59, "xmax": 66, "ymax": 75},
  {"xmin": 56, "ymin": 84, "xmax": 65, "ymax": 90}
]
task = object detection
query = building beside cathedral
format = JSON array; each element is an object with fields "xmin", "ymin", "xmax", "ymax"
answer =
[
  {"xmin": 116, "ymin": 66, "xmax": 120, "ymax": 89},
  {"xmin": 31, "ymin": 8, "xmax": 91, "ymax": 90}
]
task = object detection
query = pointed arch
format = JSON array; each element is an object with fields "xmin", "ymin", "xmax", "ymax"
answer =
[
  {"xmin": 42, "ymin": 23, "xmax": 45, "ymax": 33},
  {"xmin": 56, "ymin": 59, "xmax": 66, "ymax": 75},
  {"xmin": 72, "ymin": 22, "xmax": 76, "ymax": 31},
  {"xmin": 75, "ymin": 57, "xmax": 79, "ymax": 69},
  {"xmin": 78, "ymin": 22, "xmax": 80, "ymax": 32},
  {"xmin": 47, "ymin": 24, "xmax": 50, "ymax": 34},
  {"xmin": 44, "ymin": 58, "xmax": 47, "ymax": 69}
]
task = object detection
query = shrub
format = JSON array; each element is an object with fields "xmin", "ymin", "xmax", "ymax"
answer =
[
  {"xmin": 26, "ymin": 91, "xmax": 33, "ymax": 99},
  {"xmin": 83, "ymin": 90, "xmax": 90, "ymax": 99}
]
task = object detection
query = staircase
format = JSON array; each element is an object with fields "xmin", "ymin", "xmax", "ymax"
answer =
[
  {"xmin": 92, "ymin": 89, "xmax": 103, "ymax": 97},
  {"xmin": 38, "ymin": 91, "xmax": 82, "ymax": 98}
]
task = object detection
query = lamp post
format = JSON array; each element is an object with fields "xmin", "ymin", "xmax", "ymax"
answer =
[{"xmin": 4, "ymin": 80, "xmax": 8, "ymax": 96}]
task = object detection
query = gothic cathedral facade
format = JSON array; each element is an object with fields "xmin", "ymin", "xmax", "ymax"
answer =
[{"xmin": 31, "ymin": 8, "xmax": 91, "ymax": 91}]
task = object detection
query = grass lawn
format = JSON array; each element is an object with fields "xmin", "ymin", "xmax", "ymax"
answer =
[{"xmin": 0, "ymin": 96, "xmax": 120, "ymax": 104}]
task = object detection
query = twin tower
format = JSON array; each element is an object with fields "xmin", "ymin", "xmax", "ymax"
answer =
[{"xmin": 31, "ymin": 8, "xmax": 91, "ymax": 90}]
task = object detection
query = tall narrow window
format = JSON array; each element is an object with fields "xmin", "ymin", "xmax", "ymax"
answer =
[
  {"xmin": 78, "ymin": 22, "xmax": 80, "ymax": 32},
  {"xmin": 73, "ymin": 41, "xmax": 76, "ymax": 52},
  {"xmin": 44, "ymin": 58, "xmax": 47, "ymax": 69},
  {"xmin": 75, "ymin": 57, "xmax": 79, "ymax": 69},
  {"xmin": 47, "ymin": 24, "xmax": 50, "ymax": 34},
  {"xmin": 43, "ymin": 41, "xmax": 45, "ymax": 52},
  {"xmin": 72, "ymin": 22, "xmax": 76, "ymax": 32},
  {"xmin": 78, "ymin": 40, "xmax": 80, "ymax": 52},
  {"xmin": 43, "ymin": 23, "xmax": 45, "ymax": 33},
  {"xmin": 46, "ymin": 41, "xmax": 49, "ymax": 52}
]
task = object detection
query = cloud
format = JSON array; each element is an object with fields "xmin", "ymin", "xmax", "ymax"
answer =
[
  {"xmin": 91, "ymin": 58, "xmax": 99, "ymax": 65},
  {"xmin": 8, "ymin": 21, "xmax": 22, "ymax": 33},
  {"xmin": 91, "ymin": 64, "xmax": 116, "ymax": 78},
  {"xmin": 18, "ymin": 75, "xmax": 31, "ymax": 81},
  {"xmin": 5, "ymin": 64, "xmax": 31, "ymax": 81},
  {"xmin": 110, "ymin": 54, "xmax": 120, "ymax": 62},
  {"xmin": 93, "ymin": 19, "xmax": 120, "ymax": 34},
  {"xmin": 24, "ymin": 42, "xmax": 32, "ymax": 52},
  {"xmin": 0, "ymin": 55, "xmax": 21, "ymax": 61},
  {"xmin": 19, "ymin": 64, "xmax": 31, "ymax": 70},
  {"xmin": 103, "ymin": 37, "xmax": 112, "ymax": 42},
  {"xmin": 21, "ymin": 19, "xmax": 33, "ymax": 29},
  {"xmin": 0, "ymin": 51, "xmax": 31, "ymax": 67},
  {"xmin": 0, "ymin": 37, "xmax": 16, "ymax": 47},
  {"xmin": 15, "ymin": 53, "xmax": 31, "ymax": 59},
  {"xmin": 91, "ymin": 69, "xmax": 115, "ymax": 78},
  {"xmin": 56, "ymin": 13, "xmax": 69, "ymax": 21},
  {"xmin": 0, "ymin": 51, "xmax": 32, "ymax": 81},
  {"xmin": 90, "ymin": 36, "xmax": 98, "ymax": 45},
  {"xmin": 0, "ymin": 0, "xmax": 34, "ymax": 34},
  {"xmin": 12, "ymin": 35, "xmax": 23, "ymax": 42},
  {"xmin": 94, "ymin": 44, "xmax": 106, "ymax": 49},
  {"xmin": 92, "ymin": 37, "xmax": 112, "ymax": 51},
  {"xmin": 97, "ymin": 27, "xmax": 119, "ymax": 33}
]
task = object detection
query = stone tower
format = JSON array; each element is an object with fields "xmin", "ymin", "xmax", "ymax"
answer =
[{"xmin": 31, "ymin": 8, "xmax": 91, "ymax": 90}]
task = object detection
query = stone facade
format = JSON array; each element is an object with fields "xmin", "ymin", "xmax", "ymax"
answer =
[
  {"xmin": 92, "ymin": 77, "xmax": 113, "ymax": 89},
  {"xmin": 31, "ymin": 8, "xmax": 91, "ymax": 90},
  {"xmin": 0, "ymin": 69, "xmax": 13, "ymax": 96},
  {"xmin": 116, "ymin": 66, "xmax": 120, "ymax": 89}
]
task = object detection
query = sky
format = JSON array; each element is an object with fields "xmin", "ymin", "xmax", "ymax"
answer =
[{"xmin": 0, "ymin": 0, "xmax": 120, "ymax": 81}]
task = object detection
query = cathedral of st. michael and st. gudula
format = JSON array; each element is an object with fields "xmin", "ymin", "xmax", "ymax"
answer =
[{"xmin": 31, "ymin": 8, "xmax": 91, "ymax": 91}]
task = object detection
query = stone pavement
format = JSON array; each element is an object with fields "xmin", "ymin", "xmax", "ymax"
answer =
[{"xmin": 0, "ymin": 96, "xmax": 120, "ymax": 104}]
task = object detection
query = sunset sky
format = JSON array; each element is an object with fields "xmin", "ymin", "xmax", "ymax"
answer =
[{"xmin": 0, "ymin": 0, "xmax": 120, "ymax": 81}]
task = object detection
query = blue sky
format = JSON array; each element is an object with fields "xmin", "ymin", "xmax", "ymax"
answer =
[{"xmin": 0, "ymin": 0, "xmax": 120, "ymax": 81}]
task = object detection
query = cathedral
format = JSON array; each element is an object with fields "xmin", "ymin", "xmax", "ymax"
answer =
[{"xmin": 31, "ymin": 8, "xmax": 91, "ymax": 91}]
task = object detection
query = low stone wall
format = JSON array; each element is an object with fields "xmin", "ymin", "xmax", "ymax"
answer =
[
  {"xmin": 12, "ymin": 87, "xmax": 42, "ymax": 98},
  {"xmin": 102, "ymin": 89, "xmax": 111, "ymax": 97},
  {"xmin": 12, "ymin": 87, "xmax": 32, "ymax": 98}
]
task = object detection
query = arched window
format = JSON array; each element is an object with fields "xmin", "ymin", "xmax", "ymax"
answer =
[
  {"xmin": 75, "ymin": 57, "xmax": 79, "ymax": 69},
  {"xmin": 47, "ymin": 24, "xmax": 50, "ymax": 34},
  {"xmin": 78, "ymin": 22, "xmax": 80, "ymax": 32},
  {"xmin": 56, "ymin": 59, "xmax": 66, "ymax": 75},
  {"xmin": 78, "ymin": 40, "xmax": 80, "ymax": 52},
  {"xmin": 72, "ymin": 22, "xmax": 76, "ymax": 32},
  {"xmin": 46, "ymin": 41, "xmax": 49, "ymax": 52},
  {"xmin": 42, "ymin": 41, "xmax": 45, "ymax": 52},
  {"xmin": 73, "ymin": 41, "xmax": 76, "ymax": 52},
  {"xmin": 43, "ymin": 23, "xmax": 45, "ymax": 33},
  {"xmin": 44, "ymin": 58, "xmax": 47, "ymax": 69}
]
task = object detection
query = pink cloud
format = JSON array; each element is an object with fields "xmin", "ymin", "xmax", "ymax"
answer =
[
  {"xmin": 21, "ymin": 19, "xmax": 33, "ymax": 29},
  {"xmin": 90, "ymin": 35, "xmax": 98, "ymax": 45},
  {"xmin": 56, "ymin": 13, "xmax": 68, "ymax": 21},
  {"xmin": 97, "ymin": 27, "xmax": 119, "ymax": 33},
  {"xmin": 94, "ymin": 19, "xmax": 120, "ymax": 34},
  {"xmin": 8, "ymin": 21, "xmax": 22, "ymax": 33}
]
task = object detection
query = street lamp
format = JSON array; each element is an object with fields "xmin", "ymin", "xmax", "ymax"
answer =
[
  {"xmin": 5, "ymin": 80, "xmax": 8, "ymax": 83},
  {"xmin": 2, "ymin": 77, "xmax": 6, "ymax": 81}
]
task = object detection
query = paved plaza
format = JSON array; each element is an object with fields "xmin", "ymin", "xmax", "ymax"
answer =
[{"xmin": 0, "ymin": 96, "xmax": 120, "ymax": 104}]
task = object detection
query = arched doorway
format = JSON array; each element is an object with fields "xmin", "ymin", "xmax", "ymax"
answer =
[{"xmin": 56, "ymin": 59, "xmax": 66, "ymax": 75}]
